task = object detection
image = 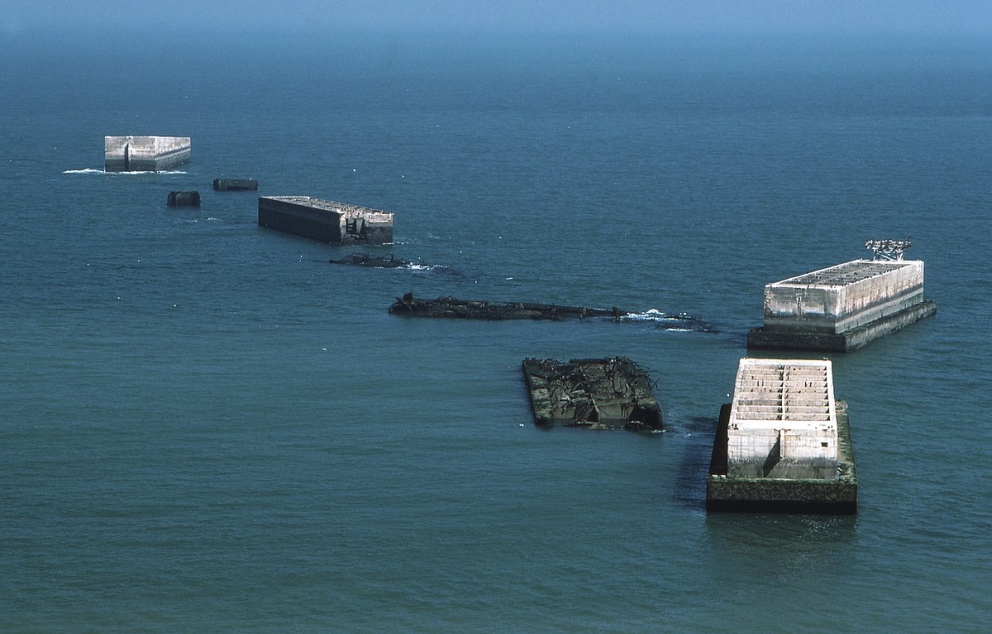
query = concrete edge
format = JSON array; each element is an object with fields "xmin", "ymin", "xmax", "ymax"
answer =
[{"xmin": 746, "ymin": 300, "xmax": 936, "ymax": 352}]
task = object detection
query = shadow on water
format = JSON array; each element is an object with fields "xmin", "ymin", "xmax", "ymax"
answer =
[{"xmin": 671, "ymin": 415, "xmax": 720, "ymax": 512}]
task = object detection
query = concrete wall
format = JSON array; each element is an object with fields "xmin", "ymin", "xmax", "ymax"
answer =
[
  {"xmin": 832, "ymin": 262, "xmax": 925, "ymax": 332},
  {"xmin": 748, "ymin": 299, "xmax": 937, "ymax": 351},
  {"xmin": 105, "ymin": 136, "xmax": 191, "ymax": 172},
  {"xmin": 258, "ymin": 197, "xmax": 343, "ymax": 243},
  {"xmin": 841, "ymin": 300, "xmax": 937, "ymax": 350},
  {"xmin": 763, "ymin": 260, "xmax": 925, "ymax": 334}
]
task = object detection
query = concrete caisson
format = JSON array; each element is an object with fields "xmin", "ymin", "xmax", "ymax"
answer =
[
  {"xmin": 105, "ymin": 136, "xmax": 191, "ymax": 172},
  {"xmin": 257, "ymin": 196, "xmax": 394, "ymax": 245},
  {"xmin": 747, "ymin": 259, "xmax": 936, "ymax": 352},
  {"xmin": 707, "ymin": 358, "xmax": 857, "ymax": 514},
  {"xmin": 166, "ymin": 191, "xmax": 200, "ymax": 207}
]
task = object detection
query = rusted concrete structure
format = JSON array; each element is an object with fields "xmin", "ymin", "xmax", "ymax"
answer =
[
  {"xmin": 707, "ymin": 359, "xmax": 857, "ymax": 514},
  {"xmin": 258, "ymin": 196, "xmax": 393, "ymax": 244},
  {"xmin": 747, "ymin": 259, "xmax": 936, "ymax": 352},
  {"xmin": 105, "ymin": 136, "xmax": 190, "ymax": 172},
  {"xmin": 522, "ymin": 357, "xmax": 662, "ymax": 431}
]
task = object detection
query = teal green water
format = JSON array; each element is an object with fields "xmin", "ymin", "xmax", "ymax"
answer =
[{"xmin": 2, "ymin": 30, "xmax": 990, "ymax": 631}]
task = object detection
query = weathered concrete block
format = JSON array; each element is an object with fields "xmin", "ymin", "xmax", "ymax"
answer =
[
  {"xmin": 105, "ymin": 136, "xmax": 191, "ymax": 172},
  {"xmin": 748, "ymin": 259, "xmax": 936, "ymax": 351},
  {"xmin": 258, "ymin": 196, "xmax": 393, "ymax": 245}
]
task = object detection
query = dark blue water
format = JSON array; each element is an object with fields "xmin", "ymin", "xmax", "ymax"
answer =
[{"xmin": 2, "ymin": 29, "xmax": 991, "ymax": 631}]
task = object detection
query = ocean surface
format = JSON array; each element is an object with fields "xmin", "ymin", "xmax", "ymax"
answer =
[{"xmin": 1, "ymin": 29, "xmax": 990, "ymax": 631}]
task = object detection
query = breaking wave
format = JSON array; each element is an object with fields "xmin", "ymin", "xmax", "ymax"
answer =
[
  {"xmin": 621, "ymin": 309, "xmax": 660, "ymax": 321},
  {"xmin": 621, "ymin": 309, "xmax": 718, "ymax": 333},
  {"xmin": 63, "ymin": 168, "xmax": 187, "ymax": 175}
]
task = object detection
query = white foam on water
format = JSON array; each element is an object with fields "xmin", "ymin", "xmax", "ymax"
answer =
[
  {"xmin": 621, "ymin": 309, "xmax": 672, "ymax": 322},
  {"xmin": 63, "ymin": 168, "xmax": 187, "ymax": 175}
]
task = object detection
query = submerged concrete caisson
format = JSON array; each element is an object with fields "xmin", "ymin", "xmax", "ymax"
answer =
[
  {"xmin": 388, "ymin": 293, "xmax": 717, "ymax": 331},
  {"xmin": 105, "ymin": 136, "xmax": 191, "ymax": 172},
  {"xmin": 258, "ymin": 196, "xmax": 394, "ymax": 245},
  {"xmin": 707, "ymin": 358, "xmax": 857, "ymax": 514},
  {"xmin": 747, "ymin": 257, "xmax": 936, "ymax": 352},
  {"xmin": 166, "ymin": 190, "xmax": 200, "ymax": 207},
  {"xmin": 213, "ymin": 178, "xmax": 258, "ymax": 191}
]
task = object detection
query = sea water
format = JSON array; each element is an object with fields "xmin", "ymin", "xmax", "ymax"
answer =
[{"xmin": 1, "ymin": 29, "xmax": 990, "ymax": 631}]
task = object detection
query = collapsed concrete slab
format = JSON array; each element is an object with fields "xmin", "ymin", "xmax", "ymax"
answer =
[
  {"xmin": 105, "ymin": 136, "xmax": 190, "ymax": 172},
  {"xmin": 747, "ymin": 258, "xmax": 936, "ymax": 352},
  {"xmin": 522, "ymin": 357, "xmax": 662, "ymax": 431},
  {"xmin": 258, "ymin": 196, "xmax": 394, "ymax": 244},
  {"xmin": 706, "ymin": 358, "xmax": 857, "ymax": 514}
]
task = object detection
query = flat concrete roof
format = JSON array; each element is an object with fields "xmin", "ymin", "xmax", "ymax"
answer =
[
  {"xmin": 261, "ymin": 196, "xmax": 392, "ymax": 218},
  {"xmin": 730, "ymin": 358, "xmax": 835, "ymax": 428},
  {"xmin": 775, "ymin": 259, "xmax": 917, "ymax": 288}
]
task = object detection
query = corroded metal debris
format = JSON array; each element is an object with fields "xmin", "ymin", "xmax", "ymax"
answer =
[{"xmin": 522, "ymin": 357, "xmax": 662, "ymax": 431}]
